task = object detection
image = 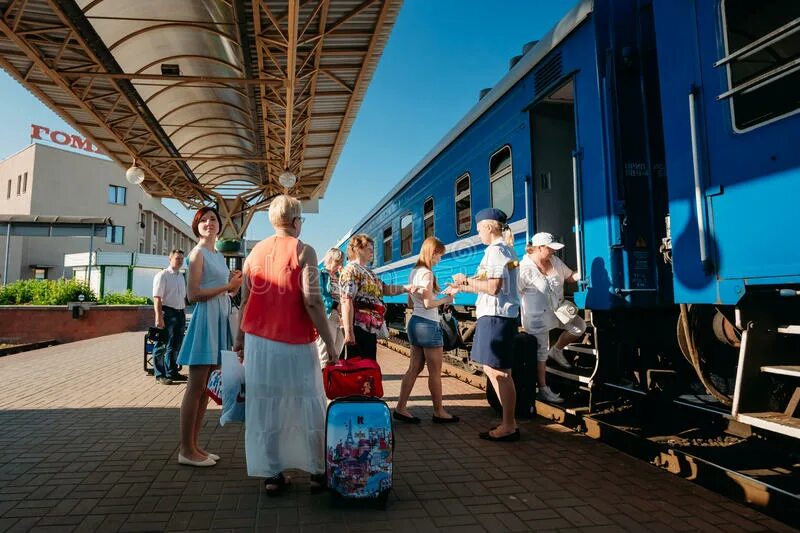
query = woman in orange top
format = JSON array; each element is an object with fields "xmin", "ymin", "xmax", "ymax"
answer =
[{"xmin": 233, "ymin": 195, "xmax": 336, "ymax": 496}]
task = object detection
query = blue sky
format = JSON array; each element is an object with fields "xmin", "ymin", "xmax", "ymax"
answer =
[{"xmin": 0, "ymin": 0, "xmax": 577, "ymax": 254}]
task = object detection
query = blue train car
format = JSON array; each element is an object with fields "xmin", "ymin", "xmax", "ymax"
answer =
[{"xmin": 334, "ymin": 0, "xmax": 800, "ymax": 440}]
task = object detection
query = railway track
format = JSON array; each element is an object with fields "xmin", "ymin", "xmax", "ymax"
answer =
[{"xmin": 382, "ymin": 335, "xmax": 800, "ymax": 528}]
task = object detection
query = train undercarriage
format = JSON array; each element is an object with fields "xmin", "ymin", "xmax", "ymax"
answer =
[{"xmin": 384, "ymin": 287, "xmax": 800, "ymax": 522}]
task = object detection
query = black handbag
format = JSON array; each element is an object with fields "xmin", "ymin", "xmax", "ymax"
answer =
[
  {"xmin": 147, "ymin": 326, "xmax": 167, "ymax": 344},
  {"xmin": 439, "ymin": 305, "xmax": 462, "ymax": 351}
]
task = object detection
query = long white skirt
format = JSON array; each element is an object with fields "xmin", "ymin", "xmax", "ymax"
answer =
[{"xmin": 244, "ymin": 333, "xmax": 326, "ymax": 477}]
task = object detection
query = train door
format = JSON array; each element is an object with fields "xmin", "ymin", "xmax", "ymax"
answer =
[{"xmin": 530, "ymin": 79, "xmax": 579, "ymax": 276}]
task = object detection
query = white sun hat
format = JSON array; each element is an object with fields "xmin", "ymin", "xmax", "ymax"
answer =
[{"xmin": 530, "ymin": 232, "xmax": 565, "ymax": 250}]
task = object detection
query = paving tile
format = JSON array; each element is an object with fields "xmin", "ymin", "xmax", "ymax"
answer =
[{"xmin": 0, "ymin": 333, "xmax": 795, "ymax": 533}]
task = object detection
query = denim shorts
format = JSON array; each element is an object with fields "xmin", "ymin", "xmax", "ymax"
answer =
[{"xmin": 407, "ymin": 315, "xmax": 443, "ymax": 348}]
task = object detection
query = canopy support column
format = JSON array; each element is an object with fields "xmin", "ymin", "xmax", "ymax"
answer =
[{"xmin": 3, "ymin": 222, "xmax": 10, "ymax": 285}]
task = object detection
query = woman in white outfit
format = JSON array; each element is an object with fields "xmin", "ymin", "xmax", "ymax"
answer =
[
  {"xmin": 519, "ymin": 232, "xmax": 585, "ymax": 404},
  {"xmin": 234, "ymin": 195, "xmax": 336, "ymax": 496}
]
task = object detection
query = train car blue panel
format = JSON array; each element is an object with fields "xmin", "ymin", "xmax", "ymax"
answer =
[{"xmin": 652, "ymin": 0, "xmax": 800, "ymax": 304}]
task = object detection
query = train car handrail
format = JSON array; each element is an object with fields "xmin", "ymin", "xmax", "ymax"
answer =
[
  {"xmin": 717, "ymin": 57, "xmax": 800, "ymax": 101},
  {"xmin": 571, "ymin": 149, "xmax": 584, "ymax": 282},
  {"xmin": 714, "ymin": 16, "xmax": 800, "ymax": 68},
  {"xmin": 687, "ymin": 87, "xmax": 711, "ymax": 273}
]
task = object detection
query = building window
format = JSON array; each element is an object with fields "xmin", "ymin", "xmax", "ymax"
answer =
[
  {"xmin": 455, "ymin": 174, "xmax": 472, "ymax": 236},
  {"xmin": 22, "ymin": 172, "xmax": 27, "ymax": 193},
  {"xmin": 106, "ymin": 225, "xmax": 125, "ymax": 245},
  {"xmin": 382, "ymin": 226, "xmax": 392, "ymax": 264},
  {"xmin": 6, "ymin": 179, "xmax": 10, "ymax": 199},
  {"xmin": 721, "ymin": 0, "xmax": 800, "ymax": 131},
  {"xmin": 400, "ymin": 214, "xmax": 413, "ymax": 257},
  {"xmin": 489, "ymin": 146, "xmax": 514, "ymax": 217},
  {"xmin": 32, "ymin": 268, "xmax": 47, "ymax": 280},
  {"xmin": 423, "ymin": 197, "xmax": 435, "ymax": 239},
  {"xmin": 16, "ymin": 175, "xmax": 21, "ymax": 195},
  {"xmin": 107, "ymin": 185, "xmax": 126, "ymax": 205}
]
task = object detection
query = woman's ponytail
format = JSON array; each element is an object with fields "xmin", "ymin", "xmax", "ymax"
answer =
[{"xmin": 501, "ymin": 223, "xmax": 514, "ymax": 248}]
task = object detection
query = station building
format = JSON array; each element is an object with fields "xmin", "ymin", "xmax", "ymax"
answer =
[{"xmin": 0, "ymin": 141, "xmax": 196, "ymax": 284}]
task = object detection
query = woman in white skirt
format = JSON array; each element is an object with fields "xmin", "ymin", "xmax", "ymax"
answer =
[{"xmin": 234, "ymin": 195, "xmax": 336, "ymax": 496}]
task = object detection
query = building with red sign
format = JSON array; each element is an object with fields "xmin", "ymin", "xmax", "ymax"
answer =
[{"xmin": 0, "ymin": 141, "xmax": 195, "ymax": 284}]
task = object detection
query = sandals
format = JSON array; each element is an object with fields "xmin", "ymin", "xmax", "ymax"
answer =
[
  {"xmin": 264, "ymin": 473, "xmax": 289, "ymax": 497},
  {"xmin": 479, "ymin": 428, "xmax": 521, "ymax": 442}
]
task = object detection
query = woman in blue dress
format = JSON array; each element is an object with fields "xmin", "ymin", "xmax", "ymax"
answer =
[{"xmin": 177, "ymin": 207, "xmax": 242, "ymax": 467}]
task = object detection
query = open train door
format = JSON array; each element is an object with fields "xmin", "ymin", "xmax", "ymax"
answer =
[{"xmin": 529, "ymin": 79, "xmax": 581, "ymax": 284}]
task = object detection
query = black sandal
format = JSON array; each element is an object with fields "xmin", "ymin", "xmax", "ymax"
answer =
[
  {"xmin": 264, "ymin": 473, "xmax": 288, "ymax": 496},
  {"xmin": 309, "ymin": 473, "xmax": 326, "ymax": 494}
]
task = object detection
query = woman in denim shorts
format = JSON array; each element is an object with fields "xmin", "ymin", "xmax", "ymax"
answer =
[{"xmin": 394, "ymin": 237, "xmax": 460, "ymax": 424}]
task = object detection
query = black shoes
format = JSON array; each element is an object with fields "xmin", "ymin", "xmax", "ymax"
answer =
[
  {"xmin": 392, "ymin": 411, "xmax": 421, "ymax": 424},
  {"xmin": 432, "ymin": 415, "xmax": 460, "ymax": 424},
  {"xmin": 168, "ymin": 373, "xmax": 188, "ymax": 382}
]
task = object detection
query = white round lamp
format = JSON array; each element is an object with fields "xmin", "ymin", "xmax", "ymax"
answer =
[
  {"xmin": 126, "ymin": 162, "xmax": 145, "ymax": 185},
  {"xmin": 278, "ymin": 170, "xmax": 297, "ymax": 189}
]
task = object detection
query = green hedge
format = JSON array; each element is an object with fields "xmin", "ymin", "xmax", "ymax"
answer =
[
  {"xmin": 0, "ymin": 279, "xmax": 96, "ymax": 305},
  {"xmin": 98, "ymin": 290, "xmax": 151, "ymax": 305}
]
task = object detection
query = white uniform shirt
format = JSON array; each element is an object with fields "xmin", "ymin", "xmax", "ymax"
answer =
[
  {"xmin": 153, "ymin": 266, "xmax": 187, "ymax": 310},
  {"xmin": 518, "ymin": 254, "xmax": 572, "ymax": 333},
  {"xmin": 475, "ymin": 238, "xmax": 520, "ymax": 319},
  {"xmin": 409, "ymin": 267, "xmax": 440, "ymax": 322}
]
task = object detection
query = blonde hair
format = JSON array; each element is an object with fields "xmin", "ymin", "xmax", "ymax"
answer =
[
  {"xmin": 415, "ymin": 237, "xmax": 446, "ymax": 292},
  {"xmin": 347, "ymin": 233, "xmax": 374, "ymax": 260},
  {"xmin": 482, "ymin": 219, "xmax": 515, "ymax": 248},
  {"xmin": 268, "ymin": 194, "xmax": 301, "ymax": 228},
  {"xmin": 322, "ymin": 247, "xmax": 344, "ymax": 270}
]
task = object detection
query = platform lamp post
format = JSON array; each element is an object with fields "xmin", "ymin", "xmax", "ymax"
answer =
[{"xmin": 86, "ymin": 224, "xmax": 95, "ymax": 288}]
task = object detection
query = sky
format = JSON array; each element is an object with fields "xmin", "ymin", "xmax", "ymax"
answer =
[{"xmin": 0, "ymin": 0, "xmax": 578, "ymax": 254}]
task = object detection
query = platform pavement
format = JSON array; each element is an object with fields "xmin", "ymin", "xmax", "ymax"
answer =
[{"xmin": 0, "ymin": 332, "xmax": 795, "ymax": 533}]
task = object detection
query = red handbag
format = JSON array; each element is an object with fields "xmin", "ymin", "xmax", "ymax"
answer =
[{"xmin": 322, "ymin": 357, "xmax": 384, "ymax": 400}]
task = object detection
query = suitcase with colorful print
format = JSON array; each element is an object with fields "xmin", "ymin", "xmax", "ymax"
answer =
[{"xmin": 325, "ymin": 396, "xmax": 393, "ymax": 507}]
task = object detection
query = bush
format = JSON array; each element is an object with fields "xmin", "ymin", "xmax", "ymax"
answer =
[
  {"xmin": 0, "ymin": 279, "xmax": 96, "ymax": 305},
  {"xmin": 99, "ymin": 290, "xmax": 151, "ymax": 305}
]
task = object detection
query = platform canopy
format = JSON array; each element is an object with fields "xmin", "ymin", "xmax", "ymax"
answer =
[{"xmin": 0, "ymin": 0, "xmax": 401, "ymax": 236}]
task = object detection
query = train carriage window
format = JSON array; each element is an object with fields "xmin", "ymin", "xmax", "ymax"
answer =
[
  {"xmin": 720, "ymin": 0, "xmax": 800, "ymax": 131},
  {"xmin": 455, "ymin": 174, "xmax": 472, "ymax": 236},
  {"xmin": 383, "ymin": 226, "xmax": 392, "ymax": 264},
  {"xmin": 423, "ymin": 197, "xmax": 435, "ymax": 239},
  {"xmin": 489, "ymin": 146, "xmax": 513, "ymax": 216},
  {"xmin": 400, "ymin": 214, "xmax": 413, "ymax": 257}
]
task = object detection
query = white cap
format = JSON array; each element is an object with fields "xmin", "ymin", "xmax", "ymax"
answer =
[{"xmin": 530, "ymin": 232, "xmax": 565, "ymax": 250}]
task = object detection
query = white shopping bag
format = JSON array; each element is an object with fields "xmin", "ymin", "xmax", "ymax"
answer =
[{"xmin": 219, "ymin": 350, "xmax": 245, "ymax": 425}]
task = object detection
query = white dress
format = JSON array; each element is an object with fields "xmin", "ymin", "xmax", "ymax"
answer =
[{"xmin": 244, "ymin": 333, "xmax": 326, "ymax": 477}]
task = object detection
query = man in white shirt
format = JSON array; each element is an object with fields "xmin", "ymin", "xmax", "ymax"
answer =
[{"xmin": 152, "ymin": 249, "xmax": 187, "ymax": 385}]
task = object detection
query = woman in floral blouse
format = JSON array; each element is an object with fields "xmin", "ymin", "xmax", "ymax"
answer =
[{"xmin": 340, "ymin": 234, "xmax": 411, "ymax": 360}]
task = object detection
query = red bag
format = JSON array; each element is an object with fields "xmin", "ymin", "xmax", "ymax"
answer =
[{"xmin": 322, "ymin": 357, "xmax": 383, "ymax": 400}]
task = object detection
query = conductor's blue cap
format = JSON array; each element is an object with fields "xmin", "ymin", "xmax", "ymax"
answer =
[{"xmin": 475, "ymin": 208, "xmax": 508, "ymax": 224}]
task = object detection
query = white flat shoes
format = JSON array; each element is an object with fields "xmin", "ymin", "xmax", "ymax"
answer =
[
  {"xmin": 178, "ymin": 453, "xmax": 216, "ymax": 467},
  {"xmin": 206, "ymin": 453, "xmax": 220, "ymax": 461}
]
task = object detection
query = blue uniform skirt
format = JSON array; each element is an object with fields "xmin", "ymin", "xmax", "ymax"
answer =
[{"xmin": 471, "ymin": 316, "xmax": 517, "ymax": 370}]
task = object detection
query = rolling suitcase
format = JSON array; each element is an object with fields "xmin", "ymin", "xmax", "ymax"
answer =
[
  {"xmin": 486, "ymin": 331, "xmax": 538, "ymax": 418},
  {"xmin": 325, "ymin": 396, "xmax": 393, "ymax": 507}
]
